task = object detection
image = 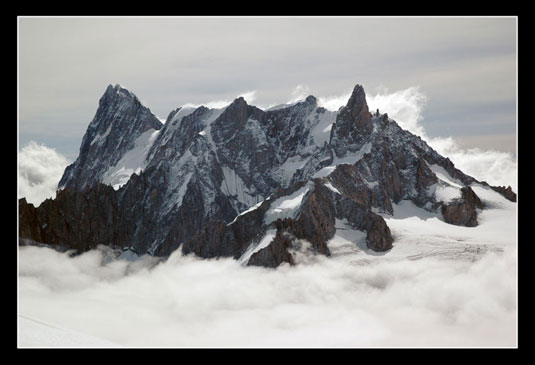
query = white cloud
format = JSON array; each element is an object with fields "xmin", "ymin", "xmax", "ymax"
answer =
[
  {"xmin": 368, "ymin": 86, "xmax": 429, "ymax": 138},
  {"xmin": 18, "ymin": 141, "xmax": 70, "ymax": 206},
  {"xmin": 318, "ymin": 91, "xmax": 352, "ymax": 112},
  {"xmin": 287, "ymin": 84, "xmax": 311, "ymax": 104},
  {"xmin": 282, "ymin": 86, "xmax": 353, "ymax": 112},
  {"xmin": 18, "ymin": 241, "xmax": 517, "ymax": 347},
  {"xmin": 181, "ymin": 90, "xmax": 257, "ymax": 110},
  {"xmin": 239, "ymin": 90, "xmax": 257, "ymax": 103}
]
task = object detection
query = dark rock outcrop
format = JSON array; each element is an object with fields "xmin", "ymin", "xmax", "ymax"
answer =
[
  {"xmin": 441, "ymin": 186, "xmax": 484, "ymax": 227},
  {"xmin": 330, "ymin": 84, "xmax": 373, "ymax": 157},
  {"xmin": 247, "ymin": 230, "xmax": 295, "ymax": 268},
  {"xmin": 330, "ymin": 184, "xmax": 393, "ymax": 252},
  {"xmin": 19, "ymin": 184, "xmax": 123, "ymax": 253}
]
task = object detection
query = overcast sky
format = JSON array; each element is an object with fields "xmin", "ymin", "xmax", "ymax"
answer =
[{"xmin": 18, "ymin": 16, "xmax": 517, "ymax": 160}]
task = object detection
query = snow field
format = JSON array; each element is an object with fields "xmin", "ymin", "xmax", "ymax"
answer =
[
  {"xmin": 101, "ymin": 129, "xmax": 160, "ymax": 190},
  {"xmin": 263, "ymin": 183, "xmax": 312, "ymax": 225}
]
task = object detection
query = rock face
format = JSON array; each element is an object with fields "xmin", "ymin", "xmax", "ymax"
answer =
[
  {"xmin": 19, "ymin": 83, "xmax": 517, "ymax": 267},
  {"xmin": 330, "ymin": 84, "xmax": 373, "ymax": 157},
  {"xmin": 247, "ymin": 230, "xmax": 295, "ymax": 268},
  {"xmin": 19, "ymin": 184, "xmax": 122, "ymax": 252}
]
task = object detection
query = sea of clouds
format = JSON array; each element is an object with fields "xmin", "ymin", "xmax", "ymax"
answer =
[
  {"xmin": 18, "ymin": 86, "xmax": 517, "ymax": 348},
  {"xmin": 18, "ymin": 242, "xmax": 517, "ymax": 348}
]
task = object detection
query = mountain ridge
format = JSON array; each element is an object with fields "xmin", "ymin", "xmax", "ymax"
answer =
[{"xmin": 19, "ymin": 83, "xmax": 517, "ymax": 267}]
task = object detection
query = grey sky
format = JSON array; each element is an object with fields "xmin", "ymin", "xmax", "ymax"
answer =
[{"xmin": 18, "ymin": 16, "xmax": 517, "ymax": 160}]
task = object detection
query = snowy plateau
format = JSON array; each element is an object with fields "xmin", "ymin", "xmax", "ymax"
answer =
[{"xmin": 18, "ymin": 83, "xmax": 517, "ymax": 348}]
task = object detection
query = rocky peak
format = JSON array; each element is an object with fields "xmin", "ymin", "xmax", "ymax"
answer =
[
  {"xmin": 86, "ymin": 84, "xmax": 162, "ymax": 142},
  {"xmin": 212, "ymin": 97, "xmax": 249, "ymax": 137},
  {"xmin": 95, "ymin": 84, "xmax": 149, "ymax": 121},
  {"xmin": 208, "ymin": 101, "xmax": 241, "ymax": 142},
  {"xmin": 345, "ymin": 84, "xmax": 368, "ymax": 118},
  {"xmin": 58, "ymin": 84, "xmax": 162, "ymax": 191},
  {"xmin": 343, "ymin": 84, "xmax": 373, "ymax": 132},
  {"xmin": 305, "ymin": 95, "xmax": 318, "ymax": 105},
  {"xmin": 329, "ymin": 84, "xmax": 373, "ymax": 157},
  {"xmin": 103, "ymin": 83, "xmax": 136, "ymax": 100},
  {"xmin": 228, "ymin": 96, "xmax": 248, "ymax": 116}
]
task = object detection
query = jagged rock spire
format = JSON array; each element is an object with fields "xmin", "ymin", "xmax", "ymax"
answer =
[
  {"xmin": 329, "ymin": 84, "xmax": 374, "ymax": 157},
  {"xmin": 342, "ymin": 84, "xmax": 372, "ymax": 130}
]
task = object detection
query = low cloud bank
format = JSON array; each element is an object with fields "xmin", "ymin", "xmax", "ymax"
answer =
[
  {"xmin": 18, "ymin": 244, "xmax": 517, "ymax": 347},
  {"xmin": 18, "ymin": 141, "xmax": 70, "ymax": 206}
]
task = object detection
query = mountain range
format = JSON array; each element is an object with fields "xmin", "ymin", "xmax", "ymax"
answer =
[{"xmin": 18, "ymin": 83, "xmax": 517, "ymax": 267}]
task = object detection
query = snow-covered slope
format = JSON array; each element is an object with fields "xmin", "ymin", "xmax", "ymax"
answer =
[
  {"xmin": 101, "ymin": 128, "xmax": 161, "ymax": 190},
  {"xmin": 328, "ymin": 184, "xmax": 515, "ymax": 264}
]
